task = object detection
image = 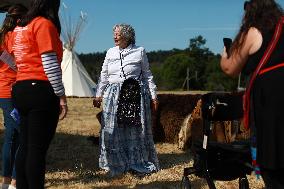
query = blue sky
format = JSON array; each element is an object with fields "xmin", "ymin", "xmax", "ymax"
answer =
[{"xmin": 1, "ymin": 0, "xmax": 284, "ymax": 54}]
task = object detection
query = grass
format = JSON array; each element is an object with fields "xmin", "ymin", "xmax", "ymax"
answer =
[{"xmin": 0, "ymin": 97, "xmax": 265, "ymax": 188}]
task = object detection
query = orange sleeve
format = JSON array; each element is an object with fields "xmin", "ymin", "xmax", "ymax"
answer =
[{"xmin": 33, "ymin": 18, "xmax": 63, "ymax": 62}]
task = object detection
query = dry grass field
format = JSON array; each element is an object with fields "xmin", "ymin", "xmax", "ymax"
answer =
[{"xmin": 0, "ymin": 97, "xmax": 265, "ymax": 189}]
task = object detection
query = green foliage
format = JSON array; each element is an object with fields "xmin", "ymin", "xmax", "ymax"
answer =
[
  {"xmin": 160, "ymin": 53, "xmax": 195, "ymax": 90},
  {"xmin": 78, "ymin": 51, "xmax": 106, "ymax": 82},
  {"xmin": 189, "ymin": 35, "xmax": 207, "ymax": 51},
  {"xmin": 204, "ymin": 56, "xmax": 238, "ymax": 91},
  {"xmin": 147, "ymin": 48, "xmax": 184, "ymax": 64}
]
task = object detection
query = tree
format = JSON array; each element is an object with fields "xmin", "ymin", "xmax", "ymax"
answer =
[
  {"xmin": 187, "ymin": 35, "xmax": 215, "ymax": 89},
  {"xmin": 159, "ymin": 53, "xmax": 195, "ymax": 90},
  {"xmin": 189, "ymin": 35, "xmax": 207, "ymax": 51},
  {"xmin": 77, "ymin": 35, "xmax": 239, "ymax": 92},
  {"xmin": 78, "ymin": 51, "xmax": 106, "ymax": 82},
  {"xmin": 204, "ymin": 56, "xmax": 238, "ymax": 91}
]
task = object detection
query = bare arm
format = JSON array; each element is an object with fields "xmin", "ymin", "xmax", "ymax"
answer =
[{"xmin": 220, "ymin": 27, "xmax": 263, "ymax": 77}]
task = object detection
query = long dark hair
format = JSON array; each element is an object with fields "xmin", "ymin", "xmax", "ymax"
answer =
[
  {"xmin": 230, "ymin": 0, "xmax": 283, "ymax": 55},
  {"xmin": 0, "ymin": 4, "xmax": 27, "ymax": 45},
  {"xmin": 18, "ymin": 0, "xmax": 61, "ymax": 34}
]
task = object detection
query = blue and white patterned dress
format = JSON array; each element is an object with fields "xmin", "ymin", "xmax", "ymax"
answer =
[{"xmin": 95, "ymin": 44, "xmax": 159, "ymax": 176}]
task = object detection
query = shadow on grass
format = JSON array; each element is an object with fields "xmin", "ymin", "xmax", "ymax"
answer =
[
  {"xmin": 0, "ymin": 130, "xmax": 198, "ymax": 188},
  {"xmin": 157, "ymin": 149, "xmax": 192, "ymax": 170},
  {"xmin": 45, "ymin": 132, "xmax": 197, "ymax": 187},
  {"xmin": 45, "ymin": 132, "xmax": 100, "ymax": 185},
  {"xmin": 92, "ymin": 178, "xmax": 207, "ymax": 189}
]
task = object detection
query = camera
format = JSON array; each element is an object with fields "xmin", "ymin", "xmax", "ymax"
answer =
[{"xmin": 223, "ymin": 38, "xmax": 232, "ymax": 57}]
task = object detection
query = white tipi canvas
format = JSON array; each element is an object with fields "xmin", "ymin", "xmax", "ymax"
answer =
[
  {"xmin": 60, "ymin": 4, "xmax": 96, "ymax": 97},
  {"xmin": 61, "ymin": 48, "xmax": 96, "ymax": 97}
]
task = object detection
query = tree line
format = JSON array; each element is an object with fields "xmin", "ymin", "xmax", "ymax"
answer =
[{"xmin": 78, "ymin": 35, "xmax": 242, "ymax": 92}]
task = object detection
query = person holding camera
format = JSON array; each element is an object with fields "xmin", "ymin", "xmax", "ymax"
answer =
[
  {"xmin": 93, "ymin": 23, "xmax": 159, "ymax": 177},
  {"xmin": 220, "ymin": 0, "xmax": 284, "ymax": 188}
]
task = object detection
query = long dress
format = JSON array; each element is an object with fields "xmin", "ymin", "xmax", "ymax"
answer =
[
  {"xmin": 243, "ymin": 29, "xmax": 284, "ymax": 170},
  {"xmin": 95, "ymin": 44, "xmax": 160, "ymax": 176}
]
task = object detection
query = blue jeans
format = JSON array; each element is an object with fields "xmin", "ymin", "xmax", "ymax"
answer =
[{"xmin": 0, "ymin": 98, "xmax": 19, "ymax": 179}]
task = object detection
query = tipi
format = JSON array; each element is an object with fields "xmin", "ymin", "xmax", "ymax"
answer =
[{"xmin": 60, "ymin": 5, "xmax": 96, "ymax": 97}]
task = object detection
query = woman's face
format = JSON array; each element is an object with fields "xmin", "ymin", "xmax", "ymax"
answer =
[{"xmin": 113, "ymin": 27, "xmax": 127, "ymax": 49}]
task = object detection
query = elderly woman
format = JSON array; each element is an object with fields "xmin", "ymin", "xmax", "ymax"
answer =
[{"xmin": 93, "ymin": 23, "xmax": 159, "ymax": 176}]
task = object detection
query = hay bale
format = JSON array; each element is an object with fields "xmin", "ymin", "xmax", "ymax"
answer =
[
  {"xmin": 153, "ymin": 94, "xmax": 202, "ymax": 143},
  {"xmin": 177, "ymin": 93, "xmax": 251, "ymax": 151},
  {"xmin": 180, "ymin": 118, "xmax": 240, "ymax": 151},
  {"xmin": 94, "ymin": 92, "xmax": 250, "ymax": 147},
  {"xmin": 178, "ymin": 99, "xmax": 202, "ymax": 149}
]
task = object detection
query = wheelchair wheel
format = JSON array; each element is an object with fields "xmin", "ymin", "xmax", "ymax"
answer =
[
  {"xmin": 239, "ymin": 177, "xmax": 249, "ymax": 189},
  {"xmin": 181, "ymin": 176, "xmax": 191, "ymax": 189}
]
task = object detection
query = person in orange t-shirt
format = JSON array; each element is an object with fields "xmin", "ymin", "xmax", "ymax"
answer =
[
  {"xmin": 0, "ymin": 4, "xmax": 27, "ymax": 189},
  {"xmin": 10, "ymin": 0, "xmax": 67, "ymax": 188}
]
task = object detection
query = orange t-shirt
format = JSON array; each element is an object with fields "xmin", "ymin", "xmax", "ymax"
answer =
[
  {"xmin": 12, "ymin": 16, "xmax": 63, "ymax": 81},
  {"xmin": 0, "ymin": 32, "xmax": 16, "ymax": 98}
]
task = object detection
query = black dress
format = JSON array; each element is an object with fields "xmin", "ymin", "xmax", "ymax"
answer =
[{"xmin": 243, "ymin": 29, "xmax": 284, "ymax": 170}]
